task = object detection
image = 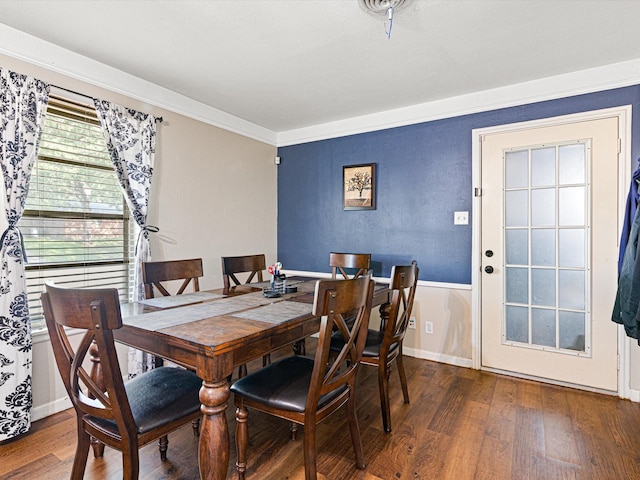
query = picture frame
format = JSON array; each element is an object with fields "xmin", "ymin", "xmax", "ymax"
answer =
[{"xmin": 343, "ymin": 163, "xmax": 376, "ymax": 210}]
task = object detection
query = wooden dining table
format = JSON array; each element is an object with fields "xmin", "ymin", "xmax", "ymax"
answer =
[{"xmin": 113, "ymin": 276, "xmax": 389, "ymax": 480}]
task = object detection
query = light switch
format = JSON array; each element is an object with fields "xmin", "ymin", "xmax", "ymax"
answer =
[{"xmin": 454, "ymin": 211, "xmax": 469, "ymax": 225}]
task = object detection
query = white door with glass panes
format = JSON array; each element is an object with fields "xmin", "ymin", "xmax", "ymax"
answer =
[{"xmin": 480, "ymin": 115, "xmax": 620, "ymax": 391}]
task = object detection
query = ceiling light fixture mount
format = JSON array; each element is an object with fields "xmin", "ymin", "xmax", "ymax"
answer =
[{"xmin": 358, "ymin": 0, "xmax": 413, "ymax": 39}]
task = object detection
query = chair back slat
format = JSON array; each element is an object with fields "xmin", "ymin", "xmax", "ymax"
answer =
[
  {"xmin": 310, "ymin": 276, "xmax": 374, "ymax": 403},
  {"xmin": 142, "ymin": 258, "xmax": 203, "ymax": 299},
  {"xmin": 221, "ymin": 254, "xmax": 266, "ymax": 294},
  {"xmin": 329, "ymin": 252, "xmax": 372, "ymax": 280}
]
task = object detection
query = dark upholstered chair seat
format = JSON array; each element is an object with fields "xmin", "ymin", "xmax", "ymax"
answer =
[
  {"xmin": 230, "ymin": 356, "xmax": 347, "ymax": 413},
  {"xmin": 92, "ymin": 367, "xmax": 202, "ymax": 434}
]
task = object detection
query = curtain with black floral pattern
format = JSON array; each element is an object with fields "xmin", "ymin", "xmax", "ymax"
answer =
[
  {"xmin": 0, "ymin": 68, "xmax": 49, "ymax": 441},
  {"xmin": 93, "ymin": 99, "xmax": 156, "ymax": 376}
]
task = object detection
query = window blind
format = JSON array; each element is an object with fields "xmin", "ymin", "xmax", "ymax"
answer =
[{"xmin": 21, "ymin": 94, "xmax": 136, "ymax": 330}]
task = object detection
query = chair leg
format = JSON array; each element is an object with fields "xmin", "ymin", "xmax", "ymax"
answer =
[
  {"xmin": 263, "ymin": 353, "xmax": 271, "ymax": 366},
  {"xmin": 158, "ymin": 435, "xmax": 168, "ymax": 460},
  {"xmin": 192, "ymin": 417, "xmax": 200, "ymax": 436},
  {"xmin": 90, "ymin": 435, "xmax": 105, "ymax": 458},
  {"xmin": 236, "ymin": 405, "xmax": 249, "ymax": 480},
  {"xmin": 71, "ymin": 424, "xmax": 91, "ymax": 480},
  {"xmin": 378, "ymin": 362, "xmax": 392, "ymax": 433},
  {"xmin": 122, "ymin": 447, "xmax": 140, "ymax": 480},
  {"xmin": 396, "ymin": 354, "xmax": 410, "ymax": 404},
  {"xmin": 290, "ymin": 421, "xmax": 298, "ymax": 440},
  {"xmin": 239, "ymin": 363, "xmax": 248, "ymax": 378},
  {"xmin": 302, "ymin": 420, "xmax": 318, "ymax": 480},
  {"xmin": 346, "ymin": 391, "xmax": 365, "ymax": 470}
]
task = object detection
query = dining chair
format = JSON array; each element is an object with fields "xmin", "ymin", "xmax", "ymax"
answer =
[
  {"xmin": 330, "ymin": 261, "xmax": 418, "ymax": 433},
  {"xmin": 293, "ymin": 252, "xmax": 372, "ymax": 359},
  {"xmin": 230, "ymin": 275, "xmax": 375, "ymax": 480},
  {"xmin": 142, "ymin": 257, "xmax": 203, "ymax": 299},
  {"xmin": 221, "ymin": 253, "xmax": 266, "ymax": 294},
  {"xmin": 330, "ymin": 252, "xmax": 372, "ymax": 279},
  {"xmin": 141, "ymin": 257, "xmax": 204, "ymax": 436},
  {"xmin": 221, "ymin": 253, "xmax": 270, "ymax": 376},
  {"xmin": 41, "ymin": 282, "xmax": 203, "ymax": 480}
]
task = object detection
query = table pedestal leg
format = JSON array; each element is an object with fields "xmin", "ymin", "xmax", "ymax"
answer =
[{"xmin": 199, "ymin": 379, "xmax": 230, "ymax": 480}]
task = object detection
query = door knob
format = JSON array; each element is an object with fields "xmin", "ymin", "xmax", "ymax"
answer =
[{"xmin": 484, "ymin": 265, "xmax": 494, "ymax": 274}]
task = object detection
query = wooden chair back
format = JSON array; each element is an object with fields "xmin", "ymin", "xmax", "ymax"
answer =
[
  {"xmin": 142, "ymin": 258, "xmax": 203, "ymax": 299},
  {"xmin": 329, "ymin": 252, "xmax": 372, "ymax": 279},
  {"xmin": 310, "ymin": 275, "xmax": 375, "ymax": 410},
  {"xmin": 41, "ymin": 284, "xmax": 136, "ymax": 439},
  {"xmin": 221, "ymin": 254, "xmax": 266, "ymax": 294},
  {"xmin": 380, "ymin": 261, "xmax": 419, "ymax": 358}
]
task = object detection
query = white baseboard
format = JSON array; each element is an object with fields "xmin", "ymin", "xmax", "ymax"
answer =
[
  {"xmin": 402, "ymin": 347, "xmax": 473, "ymax": 369},
  {"xmin": 32, "ymin": 395, "xmax": 72, "ymax": 422}
]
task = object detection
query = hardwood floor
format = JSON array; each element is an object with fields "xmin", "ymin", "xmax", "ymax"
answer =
[{"xmin": 3, "ymin": 342, "xmax": 640, "ymax": 479}]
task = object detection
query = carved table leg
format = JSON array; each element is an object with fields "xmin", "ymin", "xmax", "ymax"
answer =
[{"xmin": 199, "ymin": 379, "xmax": 230, "ymax": 480}]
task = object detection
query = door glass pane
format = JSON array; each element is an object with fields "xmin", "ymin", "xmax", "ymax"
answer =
[
  {"xmin": 559, "ymin": 270, "xmax": 585, "ymax": 310},
  {"xmin": 506, "ymin": 267, "xmax": 528, "ymax": 304},
  {"xmin": 532, "ymin": 188, "xmax": 555, "ymax": 226},
  {"xmin": 532, "ymin": 308, "xmax": 556, "ymax": 347},
  {"xmin": 506, "ymin": 190, "xmax": 528, "ymax": 227},
  {"xmin": 506, "ymin": 305, "xmax": 528, "ymax": 343},
  {"xmin": 501, "ymin": 141, "xmax": 589, "ymax": 357},
  {"xmin": 506, "ymin": 229, "xmax": 528, "ymax": 265},
  {"xmin": 531, "ymin": 229, "xmax": 555, "ymax": 266},
  {"xmin": 506, "ymin": 150, "xmax": 529, "ymax": 188},
  {"xmin": 532, "ymin": 268, "xmax": 555, "ymax": 307},
  {"xmin": 559, "ymin": 144, "xmax": 585, "ymax": 185},
  {"xmin": 559, "ymin": 186, "xmax": 585, "ymax": 225},
  {"xmin": 559, "ymin": 228, "xmax": 585, "ymax": 268},
  {"xmin": 559, "ymin": 311, "xmax": 585, "ymax": 351},
  {"xmin": 531, "ymin": 147, "xmax": 556, "ymax": 187}
]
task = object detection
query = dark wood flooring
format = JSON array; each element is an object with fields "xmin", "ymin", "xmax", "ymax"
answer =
[{"xmin": 3, "ymin": 341, "xmax": 640, "ymax": 479}]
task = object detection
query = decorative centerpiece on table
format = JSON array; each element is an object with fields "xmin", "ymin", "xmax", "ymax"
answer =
[{"xmin": 267, "ymin": 262, "xmax": 286, "ymax": 296}]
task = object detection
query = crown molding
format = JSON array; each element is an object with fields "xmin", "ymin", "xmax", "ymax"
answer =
[
  {"xmin": 276, "ymin": 58, "xmax": 640, "ymax": 146},
  {"xmin": 0, "ymin": 24, "xmax": 277, "ymax": 146},
  {"xmin": 3, "ymin": 24, "xmax": 639, "ymax": 149}
]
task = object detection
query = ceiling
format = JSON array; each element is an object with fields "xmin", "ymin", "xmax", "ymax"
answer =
[{"xmin": 2, "ymin": 0, "xmax": 640, "ymax": 135}]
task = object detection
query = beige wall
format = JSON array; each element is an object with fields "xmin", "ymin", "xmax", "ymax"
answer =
[
  {"xmin": 148, "ymin": 105, "xmax": 278, "ymax": 288},
  {"xmin": 1, "ymin": 54, "xmax": 278, "ymax": 419},
  {"xmin": 403, "ymin": 285, "xmax": 473, "ymax": 364}
]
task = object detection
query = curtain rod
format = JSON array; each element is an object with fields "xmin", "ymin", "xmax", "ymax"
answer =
[{"xmin": 51, "ymin": 84, "xmax": 163, "ymax": 123}]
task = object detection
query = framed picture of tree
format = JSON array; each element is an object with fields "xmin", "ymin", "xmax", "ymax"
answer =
[{"xmin": 343, "ymin": 163, "xmax": 376, "ymax": 210}]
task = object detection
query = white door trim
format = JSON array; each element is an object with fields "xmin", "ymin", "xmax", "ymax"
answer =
[{"xmin": 471, "ymin": 105, "xmax": 632, "ymax": 398}]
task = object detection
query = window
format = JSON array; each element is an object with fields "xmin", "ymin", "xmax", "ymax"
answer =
[{"xmin": 20, "ymin": 94, "xmax": 136, "ymax": 331}]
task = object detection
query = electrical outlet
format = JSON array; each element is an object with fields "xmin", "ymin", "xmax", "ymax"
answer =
[
  {"xmin": 408, "ymin": 317, "xmax": 416, "ymax": 329},
  {"xmin": 454, "ymin": 211, "xmax": 469, "ymax": 225},
  {"xmin": 425, "ymin": 321, "xmax": 434, "ymax": 334}
]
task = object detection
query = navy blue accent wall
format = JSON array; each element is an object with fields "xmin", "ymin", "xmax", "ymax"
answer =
[{"xmin": 277, "ymin": 86, "xmax": 640, "ymax": 284}]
